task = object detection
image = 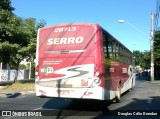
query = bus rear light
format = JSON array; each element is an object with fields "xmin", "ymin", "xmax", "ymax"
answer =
[
  {"xmin": 35, "ymin": 71, "xmax": 39, "ymax": 80},
  {"xmin": 35, "ymin": 65, "xmax": 39, "ymax": 76},
  {"xmin": 35, "ymin": 72, "xmax": 38, "ymax": 76},
  {"xmin": 94, "ymin": 65, "xmax": 100, "ymax": 77},
  {"xmin": 95, "ymin": 72, "xmax": 100, "ymax": 76}
]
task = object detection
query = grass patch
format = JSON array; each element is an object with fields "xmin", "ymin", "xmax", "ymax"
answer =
[{"xmin": 3, "ymin": 79, "xmax": 35, "ymax": 91}]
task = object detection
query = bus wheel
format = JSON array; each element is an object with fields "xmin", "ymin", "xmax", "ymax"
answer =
[{"xmin": 115, "ymin": 87, "xmax": 121, "ymax": 103}]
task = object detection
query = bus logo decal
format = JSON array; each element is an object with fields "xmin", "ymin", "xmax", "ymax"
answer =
[
  {"xmin": 40, "ymin": 66, "xmax": 54, "ymax": 75},
  {"xmin": 47, "ymin": 36, "xmax": 84, "ymax": 45},
  {"xmin": 67, "ymin": 66, "xmax": 89, "ymax": 78}
]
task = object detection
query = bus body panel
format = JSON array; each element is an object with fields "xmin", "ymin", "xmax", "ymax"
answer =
[
  {"xmin": 38, "ymin": 57, "xmax": 94, "ymax": 80},
  {"xmin": 106, "ymin": 61, "xmax": 131, "ymax": 91},
  {"xmin": 35, "ymin": 23, "xmax": 134, "ymax": 101},
  {"xmin": 38, "ymin": 23, "xmax": 96, "ymax": 59},
  {"xmin": 36, "ymin": 23, "xmax": 105, "ymax": 99},
  {"xmin": 104, "ymin": 60, "xmax": 134, "ymax": 100},
  {"xmin": 36, "ymin": 86, "xmax": 104, "ymax": 100}
]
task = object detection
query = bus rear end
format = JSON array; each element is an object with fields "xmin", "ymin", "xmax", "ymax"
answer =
[{"xmin": 35, "ymin": 23, "xmax": 104, "ymax": 100}]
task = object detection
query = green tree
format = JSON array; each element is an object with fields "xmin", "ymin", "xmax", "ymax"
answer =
[
  {"xmin": 0, "ymin": 0, "xmax": 46, "ymax": 82},
  {"xmin": 0, "ymin": 0, "xmax": 14, "ymax": 11},
  {"xmin": 18, "ymin": 18, "xmax": 46, "ymax": 69},
  {"xmin": 141, "ymin": 51, "xmax": 150, "ymax": 69},
  {"xmin": 133, "ymin": 50, "xmax": 150, "ymax": 69},
  {"xmin": 154, "ymin": 30, "xmax": 160, "ymax": 69},
  {"xmin": 133, "ymin": 50, "xmax": 143, "ymax": 66}
]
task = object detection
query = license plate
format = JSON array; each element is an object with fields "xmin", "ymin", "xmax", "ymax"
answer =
[
  {"xmin": 58, "ymin": 90, "xmax": 69, "ymax": 95},
  {"xmin": 57, "ymin": 90, "xmax": 75, "ymax": 95}
]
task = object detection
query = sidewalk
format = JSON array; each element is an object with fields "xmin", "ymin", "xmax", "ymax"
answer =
[
  {"xmin": 0, "ymin": 80, "xmax": 35, "ymax": 98},
  {"xmin": 135, "ymin": 75, "xmax": 160, "ymax": 97},
  {"xmin": 136, "ymin": 74, "xmax": 160, "ymax": 83}
]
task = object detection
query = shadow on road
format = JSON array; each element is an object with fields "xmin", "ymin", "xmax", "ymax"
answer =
[
  {"xmin": 42, "ymin": 98, "xmax": 112, "ymax": 117},
  {"xmin": 43, "ymin": 98, "xmax": 111, "ymax": 111},
  {"xmin": 6, "ymin": 92, "xmax": 21, "ymax": 98},
  {"xmin": 0, "ymin": 92, "xmax": 22, "ymax": 98},
  {"xmin": 40, "ymin": 76, "xmax": 160, "ymax": 118}
]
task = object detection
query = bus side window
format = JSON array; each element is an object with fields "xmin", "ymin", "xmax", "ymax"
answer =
[
  {"xmin": 119, "ymin": 45, "xmax": 122, "ymax": 62},
  {"xmin": 103, "ymin": 32, "xmax": 108, "ymax": 58},
  {"xmin": 108, "ymin": 41, "xmax": 113, "ymax": 59},
  {"xmin": 112, "ymin": 41, "xmax": 117, "ymax": 60},
  {"xmin": 122, "ymin": 47, "xmax": 125, "ymax": 63},
  {"xmin": 116, "ymin": 43, "xmax": 119, "ymax": 61}
]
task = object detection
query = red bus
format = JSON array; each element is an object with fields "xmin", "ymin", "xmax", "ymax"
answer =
[{"xmin": 35, "ymin": 23, "xmax": 135, "ymax": 102}]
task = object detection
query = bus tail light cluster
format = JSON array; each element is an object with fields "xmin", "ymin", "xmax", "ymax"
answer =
[
  {"xmin": 94, "ymin": 65, "xmax": 100, "ymax": 77},
  {"xmin": 94, "ymin": 65, "xmax": 101, "ymax": 85},
  {"xmin": 35, "ymin": 65, "xmax": 39, "ymax": 79},
  {"xmin": 95, "ymin": 72, "xmax": 100, "ymax": 76}
]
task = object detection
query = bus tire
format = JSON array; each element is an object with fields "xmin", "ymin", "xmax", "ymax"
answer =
[{"xmin": 115, "ymin": 87, "xmax": 121, "ymax": 103}]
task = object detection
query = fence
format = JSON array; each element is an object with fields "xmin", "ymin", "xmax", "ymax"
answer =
[{"xmin": 0, "ymin": 69, "xmax": 35, "ymax": 82}]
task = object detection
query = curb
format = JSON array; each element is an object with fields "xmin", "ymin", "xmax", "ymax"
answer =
[
  {"xmin": 150, "ymin": 81, "xmax": 160, "ymax": 84},
  {"xmin": 146, "ymin": 80, "xmax": 160, "ymax": 84}
]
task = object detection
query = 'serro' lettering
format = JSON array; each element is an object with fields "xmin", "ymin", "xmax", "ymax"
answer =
[{"xmin": 47, "ymin": 37, "xmax": 83, "ymax": 45}]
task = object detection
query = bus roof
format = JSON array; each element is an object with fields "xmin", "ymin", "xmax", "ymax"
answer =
[{"xmin": 39, "ymin": 22, "xmax": 100, "ymax": 30}]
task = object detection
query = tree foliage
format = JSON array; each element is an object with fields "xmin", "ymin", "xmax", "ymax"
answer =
[
  {"xmin": 133, "ymin": 50, "xmax": 150, "ymax": 69},
  {"xmin": 0, "ymin": 0, "xmax": 14, "ymax": 11},
  {"xmin": 133, "ymin": 29, "xmax": 160, "ymax": 70},
  {"xmin": 133, "ymin": 30, "xmax": 160, "ymax": 70},
  {"xmin": 0, "ymin": 0, "xmax": 46, "ymax": 82},
  {"xmin": 154, "ymin": 30, "xmax": 160, "ymax": 68},
  {"xmin": 141, "ymin": 51, "xmax": 150, "ymax": 69}
]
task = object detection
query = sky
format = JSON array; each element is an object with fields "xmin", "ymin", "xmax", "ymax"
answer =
[{"xmin": 11, "ymin": 0, "xmax": 157, "ymax": 52}]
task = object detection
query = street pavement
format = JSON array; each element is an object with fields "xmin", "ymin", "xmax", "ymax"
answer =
[
  {"xmin": 0, "ymin": 75, "xmax": 160, "ymax": 98},
  {"xmin": 0, "ymin": 76, "xmax": 160, "ymax": 98},
  {"xmin": 0, "ymin": 75, "xmax": 160, "ymax": 119}
]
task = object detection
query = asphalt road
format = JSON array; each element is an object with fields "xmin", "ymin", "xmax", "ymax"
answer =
[{"xmin": 0, "ymin": 76, "xmax": 160, "ymax": 119}]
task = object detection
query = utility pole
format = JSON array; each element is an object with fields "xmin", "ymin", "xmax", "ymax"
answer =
[{"xmin": 150, "ymin": 11, "xmax": 154, "ymax": 81}]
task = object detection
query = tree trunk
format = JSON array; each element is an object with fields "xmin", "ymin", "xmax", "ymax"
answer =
[{"xmin": 14, "ymin": 68, "xmax": 18, "ymax": 83}]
